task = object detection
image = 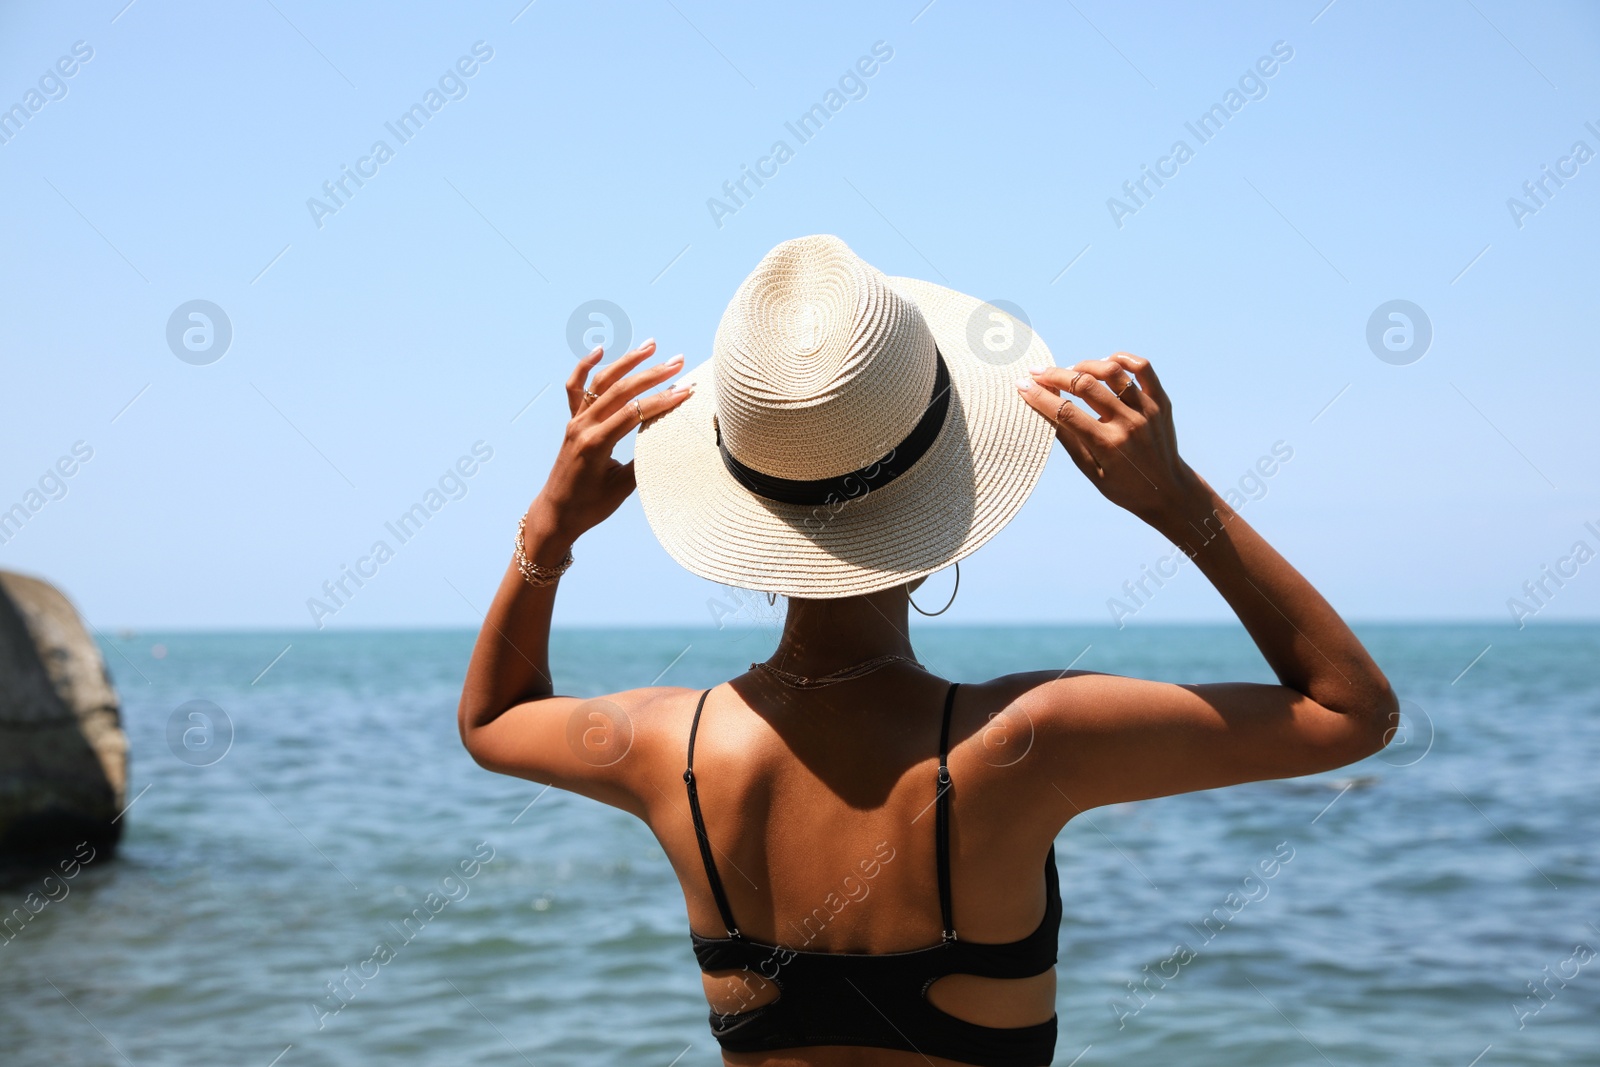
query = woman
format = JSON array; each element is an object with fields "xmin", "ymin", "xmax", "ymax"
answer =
[{"xmin": 458, "ymin": 236, "xmax": 1397, "ymax": 1066}]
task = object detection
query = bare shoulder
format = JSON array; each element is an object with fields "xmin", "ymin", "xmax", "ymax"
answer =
[
  {"xmin": 958, "ymin": 667, "xmax": 1389, "ymax": 822},
  {"xmin": 461, "ymin": 684, "xmax": 707, "ymax": 821},
  {"xmin": 947, "ymin": 672, "xmax": 1125, "ymax": 821}
]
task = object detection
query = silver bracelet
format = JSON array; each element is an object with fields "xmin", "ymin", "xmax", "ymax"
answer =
[{"xmin": 514, "ymin": 515, "xmax": 574, "ymax": 587}]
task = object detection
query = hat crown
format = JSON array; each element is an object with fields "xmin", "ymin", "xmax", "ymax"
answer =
[{"xmin": 713, "ymin": 235, "xmax": 937, "ymax": 481}]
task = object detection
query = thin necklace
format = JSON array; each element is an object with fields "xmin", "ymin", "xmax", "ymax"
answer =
[{"xmin": 752, "ymin": 653, "xmax": 922, "ymax": 690}]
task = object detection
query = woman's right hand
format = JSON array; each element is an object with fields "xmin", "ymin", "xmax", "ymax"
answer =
[
  {"xmin": 1016, "ymin": 352, "xmax": 1198, "ymax": 524},
  {"xmin": 526, "ymin": 339, "xmax": 692, "ymax": 547}
]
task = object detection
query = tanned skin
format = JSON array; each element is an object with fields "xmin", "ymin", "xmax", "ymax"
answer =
[{"xmin": 458, "ymin": 341, "xmax": 1398, "ymax": 1066}]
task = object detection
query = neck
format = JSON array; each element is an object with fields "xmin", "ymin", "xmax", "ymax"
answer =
[{"xmin": 767, "ymin": 587, "xmax": 917, "ymax": 675}]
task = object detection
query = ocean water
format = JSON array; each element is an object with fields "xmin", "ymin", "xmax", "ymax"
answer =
[{"xmin": 2, "ymin": 624, "xmax": 1596, "ymax": 1066}]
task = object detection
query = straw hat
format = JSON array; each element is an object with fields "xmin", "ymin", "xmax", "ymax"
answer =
[{"xmin": 633, "ymin": 234, "xmax": 1056, "ymax": 599}]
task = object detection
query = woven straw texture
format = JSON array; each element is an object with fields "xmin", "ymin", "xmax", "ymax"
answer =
[{"xmin": 634, "ymin": 235, "xmax": 1055, "ymax": 599}]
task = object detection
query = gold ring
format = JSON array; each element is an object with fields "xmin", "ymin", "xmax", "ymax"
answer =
[
  {"xmin": 1115, "ymin": 379, "xmax": 1137, "ymax": 398},
  {"xmin": 582, "ymin": 389, "xmax": 600, "ymax": 405},
  {"xmin": 1069, "ymin": 372, "xmax": 1086, "ymax": 394},
  {"xmin": 632, "ymin": 398, "xmax": 644, "ymax": 424},
  {"xmin": 1054, "ymin": 398, "xmax": 1071, "ymax": 425}
]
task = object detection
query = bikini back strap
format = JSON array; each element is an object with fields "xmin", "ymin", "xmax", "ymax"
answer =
[
  {"xmin": 684, "ymin": 688, "xmax": 741, "ymax": 938},
  {"xmin": 936, "ymin": 682, "xmax": 959, "ymax": 942}
]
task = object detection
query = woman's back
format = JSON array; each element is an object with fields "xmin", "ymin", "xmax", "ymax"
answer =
[
  {"xmin": 664, "ymin": 671, "xmax": 1058, "ymax": 949},
  {"xmin": 655, "ymin": 669, "xmax": 1063, "ymax": 1060}
]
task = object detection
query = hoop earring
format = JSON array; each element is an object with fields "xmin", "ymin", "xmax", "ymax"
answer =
[
  {"xmin": 908, "ymin": 562, "xmax": 959, "ymax": 617},
  {"xmin": 766, "ymin": 591, "xmax": 777, "ymax": 606}
]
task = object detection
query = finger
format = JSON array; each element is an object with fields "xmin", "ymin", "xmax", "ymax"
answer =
[
  {"xmin": 1103, "ymin": 364, "xmax": 1136, "ymax": 398},
  {"xmin": 589, "ymin": 338, "xmax": 657, "ymax": 397},
  {"xmin": 1046, "ymin": 357, "xmax": 1133, "ymax": 398},
  {"xmin": 1045, "ymin": 399, "xmax": 1104, "ymax": 477},
  {"xmin": 1073, "ymin": 359, "xmax": 1142, "ymax": 421},
  {"xmin": 1107, "ymin": 352, "xmax": 1168, "ymax": 409},
  {"xmin": 1032, "ymin": 362, "xmax": 1128, "ymax": 421},
  {"xmin": 1016, "ymin": 378, "xmax": 1108, "ymax": 475},
  {"xmin": 612, "ymin": 459, "xmax": 638, "ymax": 495},
  {"xmin": 1070, "ymin": 358, "xmax": 1141, "ymax": 418},
  {"xmin": 590, "ymin": 354, "xmax": 685, "ymax": 420},
  {"xmin": 597, "ymin": 383, "xmax": 694, "ymax": 446},
  {"xmin": 1031, "ymin": 360, "xmax": 1128, "ymax": 393},
  {"xmin": 1015, "ymin": 375, "xmax": 1109, "ymax": 450},
  {"xmin": 1102, "ymin": 356, "xmax": 1153, "ymax": 416},
  {"xmin": 565, "ymin": 345, "xmax": 605, "ymax": 415}
]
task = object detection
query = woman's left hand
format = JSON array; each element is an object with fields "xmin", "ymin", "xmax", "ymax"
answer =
[
  {"xmin": 526, "ymin": 339, "xmax": 692, "ymax": 545},
  {"xmin": 1017, "ymin": 353, "xmax": 1195, "ymax": 525}
]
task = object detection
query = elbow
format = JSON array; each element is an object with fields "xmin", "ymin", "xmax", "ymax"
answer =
[
  {"xmin": 457, "ymin": 697, "xmax": 492, "ymax": 765},
  {"xmin": 1317, "ymin": 673, "xmax": 1400, "ymax": 765},
  {"xmin": 1358, "ymin": 678, "xmax": 1402, "ymax": 758},
  {"xmin": 457, "ymin": 719, "xmax": 498, "ymax": 773},
  {"xmin": 458, "ymin": 718, "xmax": 481, "ymax": 765},
  {"xmin": 457, "ymin": 694, "xmax": 532, "ymax": 774}
]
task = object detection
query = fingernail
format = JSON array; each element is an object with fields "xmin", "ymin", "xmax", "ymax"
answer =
[
  {"xmin": 1015, "ymin": 377, "xmax": 1033, "ymax": 391},
  {"xmin": 1028, "ymin": 365, "xmax": 1045, "ymax": 375},
  {"xmin": 587, "ymin": 344, "xmax": 603, "ymax": 357},
  {"xmin": 674, "ymin": 383, "xmax": 694, "ymax": 395},
  {"xmin": 667, "ymin": 353, "xmax": 684, "ymax": 365},
  {"xmin": 641, "ymin": 337, "xmax": 656, "ymax": 349}
]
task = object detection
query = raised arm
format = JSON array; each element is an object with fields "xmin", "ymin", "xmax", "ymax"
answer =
[
  {"xmin": 1012, "ymin": 354, "xmax": 1398, "ymax": 813},
  {"xmin": 456, "ymin": 340, "xmax": 692, "ymax": 815}
]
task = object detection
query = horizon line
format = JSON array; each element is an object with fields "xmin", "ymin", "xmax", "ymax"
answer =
[{"xmin": 85, "ymin": 618, "xmax": 1600, "ymax": 637}]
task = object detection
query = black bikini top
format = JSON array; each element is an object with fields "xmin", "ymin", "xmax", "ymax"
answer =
[{"xmin": 682, "ymin": 683, "xmax": 1061, "ymax": 1067}]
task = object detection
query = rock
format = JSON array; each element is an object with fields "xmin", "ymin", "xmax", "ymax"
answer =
[{"xmin": 0, "ymin": 570, "xmax": 127, "ymax": 861}]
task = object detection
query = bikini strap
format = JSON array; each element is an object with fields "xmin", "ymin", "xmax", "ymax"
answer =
[
  {"xmin": 684, "ymin": 688, "xmax": 741, "ymax": 938},
  {"xmin": 936, "ymin": 682, "xmax": 959, "ymax": 942}
]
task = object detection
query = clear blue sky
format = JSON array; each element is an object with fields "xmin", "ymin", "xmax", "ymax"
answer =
[{"xmin": 2, "ymin": 0, "xmax": 1596, "ymax": 630}]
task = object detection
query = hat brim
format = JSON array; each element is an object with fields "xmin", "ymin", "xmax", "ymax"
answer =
[{"xmin": 633, "ymin": 276, "xmax": 1056, "ymax": 599}]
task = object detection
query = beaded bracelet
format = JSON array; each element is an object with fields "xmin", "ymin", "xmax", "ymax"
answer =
[{"xmin": 513, "ymin": 515, "xmax": 574, "ymax": 587}]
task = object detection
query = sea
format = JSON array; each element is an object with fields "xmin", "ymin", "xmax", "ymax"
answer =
[{"xmin": 2, "ymin": 624, "xmax": 1596, "ymax": 1066}]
